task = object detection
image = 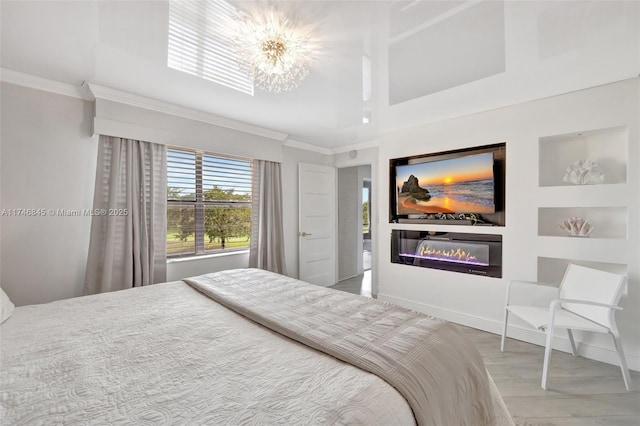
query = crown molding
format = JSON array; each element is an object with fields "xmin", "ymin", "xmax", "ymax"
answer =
[
  {"xmin": 283, "ymin": 139, "xmax": 333, "ymax": 155},
  {"xmin": 0, "ymin": 68, "xmax": 92, "ymax": 100},
  {"xmin": 331, "ymin": 138, "xmax": 380, "ymax": 154},
  {"xmin": 284, "ymin": 137, "xmax": 380, "ymax": 156},
  {"xmin": 83, "ymin": 82, "xmax": 288, "ymax": 142},
  {"xmin": 0, "ymin": 68, "xmax": 376, "ymax": 153},
  {"xmin": 0, "ymin": 70, "xmax": 287, "ymax": 143}
]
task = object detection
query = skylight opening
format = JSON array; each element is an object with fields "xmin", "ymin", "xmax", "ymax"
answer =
[{"xmin": 168, "ymin": 0, "xmax": 254, "ymax": 96}]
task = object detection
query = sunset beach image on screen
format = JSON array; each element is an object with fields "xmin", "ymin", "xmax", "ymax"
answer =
[{"xmin": 395, "ymin": 152, "xmax": 495, "ymax": 214}]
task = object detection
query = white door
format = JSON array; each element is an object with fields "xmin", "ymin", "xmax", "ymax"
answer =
[{"xmin": 298, "ymin": 163, "xmax": 336, "ymax": 286}]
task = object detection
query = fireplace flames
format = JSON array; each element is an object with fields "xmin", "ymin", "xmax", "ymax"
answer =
[
  {"xmin": 399, "ymin": 240, "xmax": 489, "ymax": 266},
  {"xmin": 417, "ymin": 245, "xmax": 480, "ymax": 264}
]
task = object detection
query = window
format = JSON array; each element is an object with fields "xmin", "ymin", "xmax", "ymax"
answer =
[
  {"xmin": 167, "ymin": 0, "xmax": 254, "ymax": 95},
  {"xmin": 167, "ymin": 147, "xmax": 252, "ymax": 258}
]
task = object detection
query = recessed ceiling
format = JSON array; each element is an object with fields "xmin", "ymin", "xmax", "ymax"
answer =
[
  {"xmin": 1, "ymin": 1, "xmax": 638, "ymax": 150},
  {"xmin": 388, "ymin": 0, "xmax": 506, "ymax": 104}
]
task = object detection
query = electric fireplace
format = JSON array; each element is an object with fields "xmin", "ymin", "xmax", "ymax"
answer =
[{"xmin": 391, "ymin": 230, "xmax": 502, "ymax": 278}]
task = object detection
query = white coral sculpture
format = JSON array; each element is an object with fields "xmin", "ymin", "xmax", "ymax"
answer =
[
  {"xmin": 559, "ymin": 217, "xmax": 594, "ymax": 237},
  {"xmin": 562, "ymin": 159, "xmax": 605, "ymax": 185}
]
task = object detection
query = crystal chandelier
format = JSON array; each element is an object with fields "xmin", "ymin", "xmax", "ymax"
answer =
[{"xmin": 234, "ymin": 6, "xmax": 314, "ymax": 93}]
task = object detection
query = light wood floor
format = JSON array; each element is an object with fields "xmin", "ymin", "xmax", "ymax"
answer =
[{"xmin": 331, "ymin": 274, "xmax": 640, "ymax": 426}]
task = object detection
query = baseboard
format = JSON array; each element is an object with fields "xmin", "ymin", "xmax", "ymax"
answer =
[{"xmin": 378, "ymin": 292, "xmax": 640, "ymax": 372}]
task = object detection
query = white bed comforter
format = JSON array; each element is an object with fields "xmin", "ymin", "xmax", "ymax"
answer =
[
  {"xmin": 185, "ymin": 269, "xmax": 495, "ymax": 426},
  {"xmin": 1, "ymin": 279, "xmax": 415, "ymax": 425}
]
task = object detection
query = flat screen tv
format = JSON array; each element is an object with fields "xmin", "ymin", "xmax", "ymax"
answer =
[{"xmin": 395, "ymin": 152, "xmax": 495, "ymax": 215}]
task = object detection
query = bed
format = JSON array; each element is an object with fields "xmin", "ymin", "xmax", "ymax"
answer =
[{"xmin": 1, "ymin": 268, "xmax": 512, "ymax": 425}]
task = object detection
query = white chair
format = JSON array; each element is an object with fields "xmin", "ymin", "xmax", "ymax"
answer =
[{"xmin": 501, "ymin": 263, "xmax": 631, "ymax": 390}]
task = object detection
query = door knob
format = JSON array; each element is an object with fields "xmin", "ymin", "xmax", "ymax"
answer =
[{"xmin": 299, "ymin": 231, "xmax": 312, "ymax": 237}]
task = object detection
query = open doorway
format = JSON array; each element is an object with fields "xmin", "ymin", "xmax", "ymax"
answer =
[
  {"xmin": 334, "ymin": 165, "xmax": 372, "ymax": 297},
  {"xmin": 362, "ymin": 178, "xmax": 371, "ymax": 272}
]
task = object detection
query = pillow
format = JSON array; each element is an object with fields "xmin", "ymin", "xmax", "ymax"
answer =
[{"xmin": 0, "ymin": 287, "xmax": 15, "ymax": 323}]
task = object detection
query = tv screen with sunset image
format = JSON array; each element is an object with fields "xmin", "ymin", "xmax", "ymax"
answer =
[{"xmin": 396, "ymin": 152, "xmax": 495, "ymax": 214}]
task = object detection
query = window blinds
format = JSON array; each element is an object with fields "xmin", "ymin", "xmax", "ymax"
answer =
[{"xmin": 167, "ymin": 147, "xmax": 252, "ymax": 257}]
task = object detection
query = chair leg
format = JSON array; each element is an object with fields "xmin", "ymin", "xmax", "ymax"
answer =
[
  {"xmin": 567, "ymin": 329, "xmax": 577, "ymax": 356},
  {"xmin": 541, "ymin": 326, "xmax": 554, "ymax": 390},
  {"xmin": 501, "ymin": 309, "xmax": 509, "ymax": 352},
  {"xmin": 611, "ymin": 334, "xmax": 632, "ymax": 391}
]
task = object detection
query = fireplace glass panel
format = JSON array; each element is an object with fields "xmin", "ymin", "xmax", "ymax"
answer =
[{"xmin": 391, "ymin": 230, "xmax": 502, "ymax": 278}]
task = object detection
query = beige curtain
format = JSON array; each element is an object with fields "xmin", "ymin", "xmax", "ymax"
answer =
[
  {"xmin": 249, "ymin": 160, "xmax": 287, "ymax": 274},
  {"xmin": 84, "ymin": 136, "xmax": 167, "ymax": 295}
]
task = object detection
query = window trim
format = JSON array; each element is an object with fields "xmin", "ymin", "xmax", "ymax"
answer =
[{"xmin": 166, "ymin": 249, "xmax": 249, "ymax": 264}]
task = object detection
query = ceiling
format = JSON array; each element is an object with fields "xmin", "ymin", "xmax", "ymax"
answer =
[{"xmin": 1, "ymin": 1, "xmax": 638, "ymax": 151}]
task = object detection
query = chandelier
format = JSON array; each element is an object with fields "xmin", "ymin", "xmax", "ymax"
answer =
[{"xmin": 233, "ymin": 6, "xmax": 315, "ymax": 93}]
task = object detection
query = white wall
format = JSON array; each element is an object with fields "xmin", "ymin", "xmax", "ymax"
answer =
[
  {"xmin": 337, "ymin": 164, "xmax": 372, "ymax": 281},
  {"xmin": 0, "ymin": 83, "xmax": 97, "ymax": 306},
  {"xmin": 377, "ymin": 78, "xmax": 640, "ymax": 370},
  {"xmin": 166, "ymin": 252, "xmax": 249, "ymax": 282},
  {"xmin": 337, "ymin": 167, "xmax": 360, "ymax": 280}
]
